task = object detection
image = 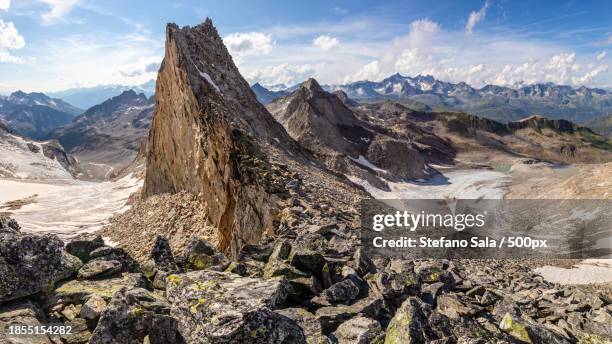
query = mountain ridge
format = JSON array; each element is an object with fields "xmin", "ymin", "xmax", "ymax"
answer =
[
  {"xmin": 0, "ymin": 91, "xmax": 81, "ymax": 140},
  {"xmin": 251, "ymin": 74, "xmax": 612, "ymax": 124}
]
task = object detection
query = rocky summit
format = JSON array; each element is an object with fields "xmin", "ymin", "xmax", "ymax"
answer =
[
  {"xmin": 142, "ymin": 19, "xmax": 365, "ymax": 257},
  {"xmin": 1, "ymin": 18, "xmax": 611, "ymax": 344}
]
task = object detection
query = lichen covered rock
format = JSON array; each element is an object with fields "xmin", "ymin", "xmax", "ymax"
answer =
[{"xmin": 166, "ymin": 270, "xmax": 305, "ymax": 343}]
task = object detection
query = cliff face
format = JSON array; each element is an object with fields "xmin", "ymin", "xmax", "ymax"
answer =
[
  {"xmin": 144, "ymin": 20, "xmax": 283, "ymax": 255},
  {"xmin": 143, "ymin": 20, "xmax": 360, "ymax": 257}
]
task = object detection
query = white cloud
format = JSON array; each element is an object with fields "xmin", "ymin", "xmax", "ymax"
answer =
[
  {"xmin": 0, "ymin": 0, "xmax": 10, "ymax": 11},
  {"xmin": 572, "ymin": 65, "xmax": 608, "ymax": 85},
  {"xmin": 36, "ymin": 0, "xmax": 79, "ymax": 25},
  {"xmin": 244, "ymin": 62, "xmax": 324, "ymax": 86},
  {"xmin": 344, "ymin": 17, "xmax": 610, "ymax": 88},
  {"xmin": 346, "ymin": 18, "xmax": 440, "ymax": 82},
  {"xmin": 0, "ymin": 19, "xmax": 24, "ymax": 63},
  {"xmin": 466, "ymin": 0, "xmax": 490, "ymax": 35},
  {"xmin": 596, "ymin": 51, "xmax": 607, "ymax": 61},
  {"xmin": 313, "ymin": 35, "xmax": 339, "ymax": 50},
  {"xmin": 223, "ymin": 32, "xmax": 273, "ymax": 59},
  {"xmin": 119, "ymin": 56, "xmax": 162, "ymax": 77}
]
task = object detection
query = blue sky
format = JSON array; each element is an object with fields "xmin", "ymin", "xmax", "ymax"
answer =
[{"xmin": 0, "ymin": 0, "xmax": 611, "ymax": 93}]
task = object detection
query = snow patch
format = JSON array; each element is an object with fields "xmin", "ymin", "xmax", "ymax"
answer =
[
  {"xmin": 534, "ymin": 260, "xmax": 612, "ymax": 285},
  {"xmin": 348, "ymin": 155, "xmax": 387, "ymax": 173},
  {"xmin": 347, "ymin": 169, "xmax": 510, "ymax": 199}
]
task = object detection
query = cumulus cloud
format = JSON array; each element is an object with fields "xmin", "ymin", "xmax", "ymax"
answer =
[
  {"xmin": 572, "ymin": 65, "xmax": 608, "ymax": 85},
  {"xmin": 223, "ymin": 32, "xmax": 273, "ymax": 59},
  {"xmin": 596, "ymin": 51, "xmax": 607, "ymax": 61},
  {"xmin": 345, "ymin": 16, "xmax": 610, "ymax": 88},
  {"xmin": 119, "ymin": 57, "xmax": 162, "ymax": 77},
  {"xmin": 346, "ymin": 18, "xmax": 440, "ymax": 82},
  {"xmin": 245, "ymin": 62, "xmax": 324, "ymax": 86},
  {"xmin": 313, "ymin": 35, "xmax": 339, "ymax": 50},
  {"xmin": 466, "ymin": 0, "xmax": 490, "ymax": 35},
  {"xmin": 0, "ymin": 0, "xmax": 10, "ymax": 11},
  {"xmin": 37, "ymin": 0, "xmax": 79, "ymax": 25},
  {"xmin": 0, "ymin": 19, "xmax": 24, "ymax": 63}
]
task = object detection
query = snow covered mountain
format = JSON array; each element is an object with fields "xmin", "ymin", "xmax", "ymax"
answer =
[
  {"xmin": 0, "ymin": 91, "xmax": 82, "ymax": 140},
  {"xmin": 48, "ymin": 80, "xmax": 156, "ymax": 110},
  {"xmin": 0, "ymin": 121, "xmax": 77, "ymax": 180},
  {"xmin": 327, "ymin": 74, "xmax": 612, "ymax": 123}
]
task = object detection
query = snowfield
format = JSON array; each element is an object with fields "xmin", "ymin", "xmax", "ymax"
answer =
[
  {"xmin": 0, "ymin": 174, "xmax": 142, "ymax": 240},
  {"xmin": 534, "ymin": 260, "xmax": 612, "ymax": 284},
  {"xmin": 0, "ymin": 131, "xmax": 73, "ymax": 180},
  {"xmin": 347, "ymin": 168, "xmax": 511, "ymax": 199}
]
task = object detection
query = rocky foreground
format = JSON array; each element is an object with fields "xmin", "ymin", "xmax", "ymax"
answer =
[{"xmin": 1, "ymin": 215, "xmax": 611, "ymax": 344}]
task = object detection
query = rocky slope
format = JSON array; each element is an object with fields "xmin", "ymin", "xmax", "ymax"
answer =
[
  {"xmin": 2, "ymin": 216, "xmax": 611, "ymax": 343},
  {"xmin": 350, "ymin": 98, "xmax": 612, "ymax": 165},
  {"xmin": 430, "ymin": 113, "xmax": 612, "ymax": 164},
  {"xmin": 51, "ymin": 90, "xmax": 154, "ymax": 179},
  {"xmin": 588, "ymin": 114, "xmax": 612, "ymax": 137},
  {"xmin": 266, "ymin": 79, "xmax": 454, "ymax": 186},
  {"xmin": 0, "ymin": 91, "xmax": 81, "ymax": 140},
  {"xmin": 141, "ymin": 19, "xmax": 365, "ymax": 259}
]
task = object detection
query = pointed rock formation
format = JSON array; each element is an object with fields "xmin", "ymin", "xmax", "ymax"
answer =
[{"xmin": 142, "ymin": 19, "xmax": 364, "ymax": 257}]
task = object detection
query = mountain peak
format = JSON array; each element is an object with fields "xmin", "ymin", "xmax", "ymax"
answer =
[{"xmin": 302, "ymin": 78, "xmax": 323, "ymax": 92}]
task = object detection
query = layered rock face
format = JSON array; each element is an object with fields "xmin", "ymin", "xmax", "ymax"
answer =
[{"xmin": 143, "ymin": 20, "xmax": 359, "ymax": 256}]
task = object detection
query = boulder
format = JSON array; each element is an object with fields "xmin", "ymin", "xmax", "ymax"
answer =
[
  {"xmin": 79, "ymin": 294, "xmax": 107, "ymax": 321},
  {"xmin": 144, "ymin": 236, "xmax": 179, "ymax": 289},
  {"xmin": 61, "ymin": 318, "xmax": 91, "ymax": 344},
  {"xmin": 315, "ymin": 297, "xmax": 383, "ymax": 333},
  {"xmin": 65, "ymin": 233, "xmax": 104, "ymax": 263},
  {"xmin": 276, "ymin": 308, "xmax": 331, "ymax": 344},
  {"xmin": 499, "ymin": 312, "xmax": 572, "ymax": 344},
  {"xmin": 89, "ymin": 287, "xmax": 184, "ymax": 344},
  {"xmin": 166, "ymin": 270, "xmax": 306, "ymax": 343},
  {"xmin": 88, "ymin": 246, "xmax": 140, "ymax": 272},
  {"xmin": 0, "ymin": 231, "xmax": 82, "ymax": 303},
  {"xmin": 0, "ymin": 300, "xmax": 51, "ymax": 344},
  {"xmin": 385, "ymin": 297, "xmax": 511, "ymax": 344},
  {"xmin": 237, "ymin": 243, "xmax": 274, "ymax": 263},
  {"xmin": 333, "ymin": 316, "xmax": 384, "ymax": 344},
  {"xmin": 180, "ymin": 237, "xmax": 229, "ymax": 271},
  {"xmin": 320, "ymin": 279, "xmax": 360, "ymax": 305},
  {"xmin": 436, "ymin": 294, "xmax": 483, "ymax": 319},
  {"xmin": 47, "ymin": 273, "xmax": 150, "ymax": 307},
  {"xmin": 77, "ymin": 259, "xmax": 123, "ymax": 280},
  {"xmin": 289, "ymin": 246, "xmax": 326, "ymax": 275},
  {"xmin": 0, "ymin": 216, "xmax": 20, "ymax": 233}
]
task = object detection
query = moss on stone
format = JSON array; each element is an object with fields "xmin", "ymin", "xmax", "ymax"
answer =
[
  {"xmin": 167, "ymin": 274, "xmax": 181, "ymax": 287},
  {"xmin": 499, "ymin": 313, "xmax": 532, "ymax": 344},
  {"xmin": 384, "ymin": 308, "xmax": 412, "ymax": 344}
]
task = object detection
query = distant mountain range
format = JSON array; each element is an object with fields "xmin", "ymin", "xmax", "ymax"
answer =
[
  {"xmin": 252, "ymin": 74, "xmax": 612, "ymax": 124},
  {"xmin": 51, "ymin": 90, "xmax": 155, "ymax": 179},
  {"xmin": 0, "ymin": 91, "xmax": 82, "ymax": 140},
  {"xmin": 48, "ymin": 80, "xmax": 156, "ymax": 110}
]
